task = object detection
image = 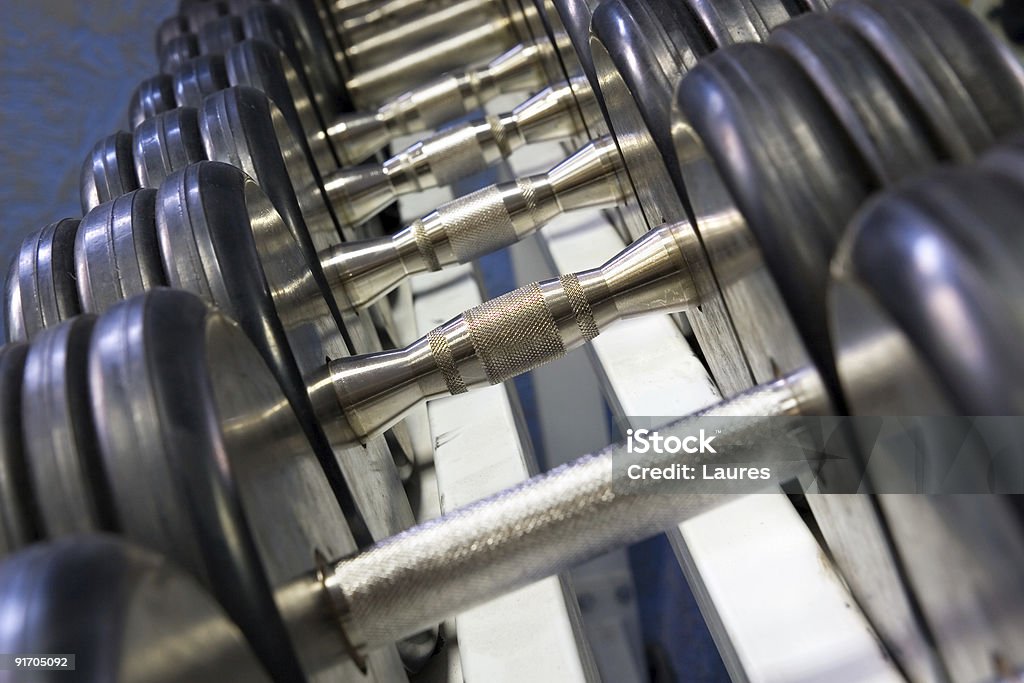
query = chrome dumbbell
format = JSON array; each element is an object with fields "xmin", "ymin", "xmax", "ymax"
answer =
[{"xmin": 6, "ymin": 141, "xmax": 1022, "ymax": 679}]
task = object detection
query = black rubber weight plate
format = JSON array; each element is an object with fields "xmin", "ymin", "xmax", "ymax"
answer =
[
  {"xmin": 677, "ymin": 43, "xmax": 874, "ymax": 394},
  {"xmin": 770, "ymin": 13, "xmax": 939, "ymax": 185}
]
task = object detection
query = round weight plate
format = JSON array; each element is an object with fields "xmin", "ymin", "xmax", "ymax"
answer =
[
  {"xmin": 199, "ymin": 86, "xmax": 344, "ymax": 257},
  {"xmin": 156, "ymin": 15, "xmax": 191, "ymax": 55},
  {"xmin": 0, "ymin": 535, "xmax": 272, "ymax": 682},
  {"xmin": 160, "ymin": 33, "xmax": 200, "ymax": 76},
  {"xmin": 7, "ymin": 219, "xmax": 81, "ymax": 342},
  {"xmin": 896, "ymin": 0, "xmax": 1024, "ymax": 143},
  {"xmin": 677, "ymin": 43, "xmax": 874, "ymax": 401},
  {"xmin": 197, "ymin": 15, "xmax": 246, "ymax": 57},
  {"xmin": 21, "ymin": 315, "xmax": 115, "ymax": 537},
  {"xmin": 242, "ymin": 4, "xmax": 340, "ymax": 122},
  {"xmin": 154, "ymin": 161, "xmax": 371, "ymax": 541},
  {"xmin": 226, "ymin": 39, "xmax": 341, "ymax": 174},
  {"xmin": 833, "ymin": 0, "xmax": 990, "ymax": 163},
  {"xmin": 770, "ymin": 13, "xmax": 939, "ymax": 185},
  {"xmin": 0, "ymin": 343, "xmax": 38, "ymax": 557},
  {"xmin": 590, "ymin": 0, "xmax": 712, "ymax": 216},
  {"xmin": 831, "ymin": 165, "xmax": 1024, "ymax": 416},
  {"xmin": 76, "ymin": 190, "xmax": 166, "ymax": 314},
  {"xmin": 80, "ymin": 132, "xmax": 139, "ymax": 214},
  {"xmin": 173, "ymin": 54, "xmax": 230, "ymax": 109},
  {"xmin": 90, "ymin": 289, "xmax": 372, "ymax": 680},
  {"xmin": 686, "ymin": 0, "xmax": 771, "ymax": 47},
  {"xmin": 133, "ymin": 107, "xmax": 207, "ymax": 188},
  {"xmin": 128, "ymin": 74, "xmax": 177, "ymax": 131}
]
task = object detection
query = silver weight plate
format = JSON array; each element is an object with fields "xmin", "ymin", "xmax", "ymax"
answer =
[
  {"xmin": 226, "ymin": 39, "xmax": 341, "ymax": 174},
  {"xmin": 156, "ymin": 15, "xmax": 191, "ymax": 55},
  {"xmin": 89, "ymin": 290, "xmax": 404, "ymax": 681},
  {"xmin": 159, "ymin": 34, "xmax": 200, "ymax": 76},
  {"xmin": 155, "ymin": 161, "xmax": 412, "ymax": 546},
  {"xmin": 76, "ymin": 190, "xmax": 167, "ymax": 313},
  {"xmin": 128, "ymin": 74, "xmax": 177, "ymax": 130},
  {"xmin": 133, "ymin": 107, "xmax": 207, "ymax": 188},
  {"xmin": 0, "ymin": 344, "xmax": 37, "ymax": 557},
  {"xmin": 0, "ymin": 535, "xmax": 271, "ymax": 683},
  {"xmin": 769, "ymin": 13, "xmax": 939, "ymax": 185},
  {"xmin": 6, "ymin": 219, "xmax": 81, "ymax": 342},
  {"xmin": 686, "ymin": 0, "xmax": 772, "ymax": 47},
  {"xmin": 80, "ymin": 132, "xmax": 139, "ymax": 213},
  {"xmin": 199, "ymin": 87, "xmax": 344, "ymax": 254},
  {"xmin": 172, "ymin": 54, "xmax": 230, "ymax": 108},
  {"xmin": 21, "ymin": 315, "xmax": 115, "ymax": 538}
]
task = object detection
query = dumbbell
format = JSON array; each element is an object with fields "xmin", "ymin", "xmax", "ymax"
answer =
[
  {"xmin": 9, "ymin": 142, "xmax": 1022, "ymax": 677},
  {"xmin": 673, "ymin": 0, "xmax": 1024, "ymax": 400},
  {"xmin": 163, "ymin": 0, "xmax": 544, "ymax": 111},
  {"xmin": 12, "ymin": 163, "xmax": 424, "ymax": 551},
  {"xmin": 5, "ymin": 292, "xmax": 409, "ymax": 681},
  {"xmin": 28, "ymin": 0, "xmax": 1024, "ymax": 430},
  {"xmin": 0, "ymin": 536, "xmax": 272, "ymax": 681}
]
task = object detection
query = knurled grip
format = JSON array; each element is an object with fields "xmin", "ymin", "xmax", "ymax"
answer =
[
  {"xmin": 405, "ymin": 75, "xmax": 472, "ymax": 130},
  {"xmin": 421, "ymin": 123, "xmax": 491, "ymax": 187},
  {"xmin": 436, "ymin": 185, "xmax": 519, "ymax": 263},
  {"xmin": 463, "ymin": 282, "xmax": 565, "ymax": 384}
]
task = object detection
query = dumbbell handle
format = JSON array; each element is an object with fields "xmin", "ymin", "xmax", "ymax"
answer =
[
  {"xmin": 323, "ymin": 42, "xmax": 549, "ymax": 165},
  {"xmin": 340, "ymin": 0, "xmax": 467, "ymax": 42},
  {"xmin": 305, "ymin": 376, "xmax": 807, "ymax": 662},
  {"xmin": 311, "ymin": 217, "xmax": 700, "ymax": 447},
  {"xmin": 323, "ymin": 80, "xmax": 584, "ymax": 227},
  {"xmin": 319, "ymin": 134, "xmax": 626, "ymax": 311},
  {"xmin": 340, "ymin": 0, "xmax": 502, "ymax": 72}
]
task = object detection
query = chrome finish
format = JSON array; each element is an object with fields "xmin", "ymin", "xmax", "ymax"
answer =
[
  {"xmin": 21, "ymin": 316, "xmax": 109, "ymax": 538},
  {"xmin": 325, "ymin": 42, "xmax": 555, "ymax": 165},
  {"xmin": 323, "ymin": 80, "xmax": 585, "ymax": 227},
  {"xmin": 75, "ymin": 190, "xmax": 166, "ymax": 313},
  {"xmin": 128, "ymin": 74, "xmax": 176, "ymax": 130},
  {"xmin": 323, "ymin": 378, "xmax": 806, "ymax": 651},
  {"xmin": 321, "ymin": 135, "xmax": 627, "ymax": 309},
  {"xmin": 6, "ymin": 220, "xmax": 81, "ymax": 343},
  {"xmin": 344, "ymin": 18, "xmax": 522, "ymax": 108},
  {"xmin": 133, "ymin": 108, "xmax": 206, "ymax": 188},
  {"xmin": 314, "ymin": 219, "xmax": 702, "ymax": 444},
  {"xmin": 341, "ymin": 0, "xmax": 502, "ymax": 74},
  {"xmin": 86, "ymin": 291, "xmax": 405, "ymax": 681},
  {"xmin": 81, "ymin": 132, "xmax": 139, "ymax": 213}
]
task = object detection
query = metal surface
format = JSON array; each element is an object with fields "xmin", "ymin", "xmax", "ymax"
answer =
[
  {"xmin": 323, "ymin": 80, "xmax": 586, "ymax": 227},
  {"xmin": 324, "ymin": 379, "xmax": 806, "ymax": 652},
  {"xmin": 0, "ymin": 344, "xmax": 35, "ymax": 557},
  {"xmin": 315, "ymin": 218, "xmax": 704, "ymax": 444},
  {"xmin": 320, "ymin": 135, "xmax": 628, "ymax": 309},
  {"xmin": 85, "ymin": 290, "xmax": 404, "ymax": 681},
  {"xmin": 5, "ymin": 220, "xmax": 82, "ymax": 344},
  {"xmin": 20, "ymin": 316, "xmax": 110, "ymax": 537},
  {"xmin": 0, "ymin": 536, "xmax": 271, "ymax": 683}
]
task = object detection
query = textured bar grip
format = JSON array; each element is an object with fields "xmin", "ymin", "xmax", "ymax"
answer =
[
  {"xmin": 463, "ymin": 282, "xmax": 565, "ymax": 384},
  {"xmin": 406, "ymin": 75, "xmax": 472, "ymax": 129},
  {"xmin": 435, "ymin": 185, "xmax": 519, "ymax": 263},
  {"xmin": 421, "ymin": 123, "xmax": 492, "ymax": 187}
]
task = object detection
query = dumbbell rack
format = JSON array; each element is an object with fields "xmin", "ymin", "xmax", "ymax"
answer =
[
  {"xmin": 398, "ymin": 98, "xmax": 895, "ymax": 680},
  {"xmin": 4, "ymin": 0, "xmax": 1024, "ymax": 681}
]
